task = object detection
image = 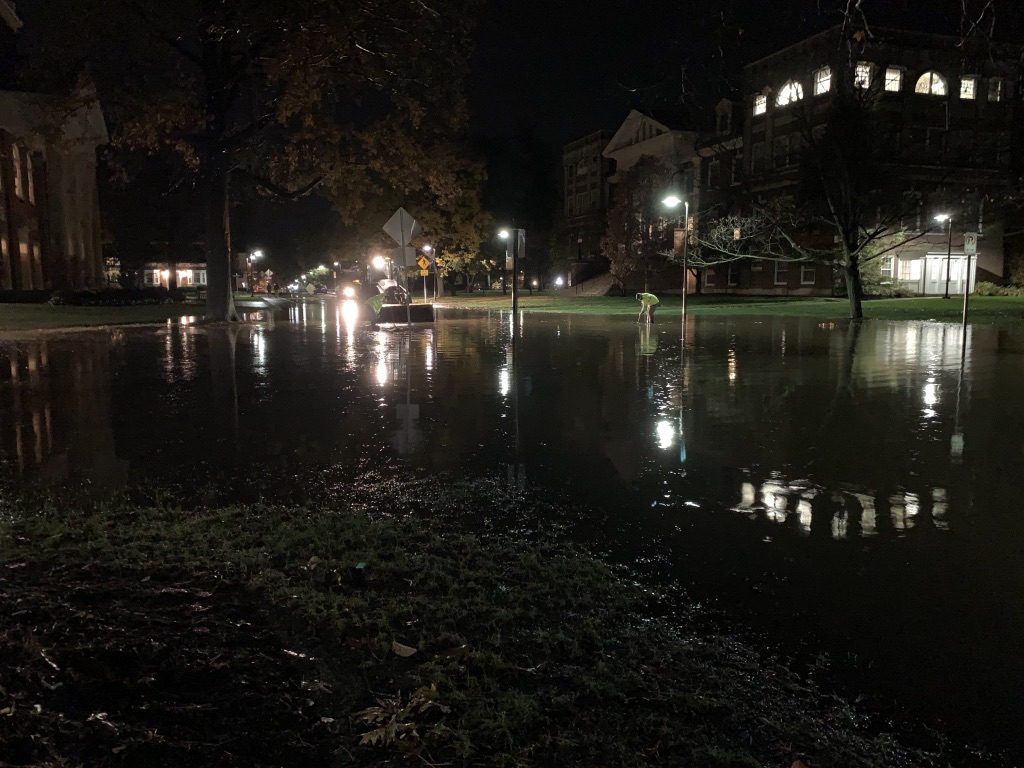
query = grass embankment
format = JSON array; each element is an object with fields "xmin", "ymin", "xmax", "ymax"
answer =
[
  {"xmin": 438, "ymin": 293, "xmax": 1024, "ymax": 323},
  {"xmin": 0, "ymin": 295, "xmax": 272, "ymax": 333},
  {"xmin": 1, "ymin": 502, "xmax": 944, "ymax": 767}
]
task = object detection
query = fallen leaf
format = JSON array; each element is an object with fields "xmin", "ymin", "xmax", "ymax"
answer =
[
  {"xmin": 5, "ymin": 561, "xmax": 27, "ymax": 569},
  {"xmin": 793, "ymin": 760, "xmax": 810, "ymax": 768},
  {"xmin": 433, "ymin": 644, "xmax": 469, "ymax": 662},
  {"xmin": 391, "ymin": 641, "xmax": 417, "ymax": 657}
]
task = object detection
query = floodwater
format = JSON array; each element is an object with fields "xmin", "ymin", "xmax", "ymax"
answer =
[{"xmin": 2, "ymin": 299, "xmax": 1024, "ymax": 757}]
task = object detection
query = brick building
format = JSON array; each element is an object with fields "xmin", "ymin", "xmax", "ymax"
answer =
[
  {"xmin": 697, "ymin": 25, "xmax": 1021, "ymax": 296},
  {"xmin": 0, "ymin": 2, "xmax": 108, "ymax": 293},
  {"xmin": 558, "ymin": 130, "xmax": 614, "ymax": 285}
]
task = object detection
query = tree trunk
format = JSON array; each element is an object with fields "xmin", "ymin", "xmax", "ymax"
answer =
[
  {"xmin": 200, "ymin": 11, "xmax": 238, "ymax": 323},
  {"xmin": 844, "ymin": 256, "xmax": 865, "ymax": 320}
]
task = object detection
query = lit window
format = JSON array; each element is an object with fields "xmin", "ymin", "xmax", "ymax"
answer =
[
  {"xmin": 800, "ymin": 264, "xmax": 816, "ymax": 284},
  {"xmin": 988, "ymin": 78, "xmax": 1004, "ymax": 102},
  {"xmin": 914, "ymin": 71, "xmax": 948, "ymax": 96},
  {"xmin": 854, "ymin": 62, "xmax": 873, "ymax": 89},
  {"xmin": 960, "ymin": 76, "xmax": 977, "ymax": 100},
  {"xmin": 813, "ymin": 66, "xmax": 831, "ymax": 95},
  {"xmin": 12, "ymin": 144, "xmax": 23, "ymax": 198},
  {"xmin": 753, "ymin": 94, "xmax": 767, "ymax": 115},
  {"xmin": 26, "ymin": 153, "xmax": 35, "ymax": 204},
  {"xmin": 884, "ymin": 67, "xmax": 903, "ymax": 92},
  {"xmin": 775, "ymin": 80, "xmax": 804, "ymax": 106}
]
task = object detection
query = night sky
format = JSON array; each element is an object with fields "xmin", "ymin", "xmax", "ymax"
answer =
[{"xmin": 468, "ymin": 0, "xmax": 1024, "ymax": 145}]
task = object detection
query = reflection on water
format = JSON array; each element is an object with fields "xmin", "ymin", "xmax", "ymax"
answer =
[{"xmin": 2, "ymin": 309, "xmax": 1024, "ymax": 752}]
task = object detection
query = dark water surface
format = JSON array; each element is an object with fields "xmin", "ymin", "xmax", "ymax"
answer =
[{"xmin": 2, "ymin": 301, "xmax": 1023, "ymax": 757}]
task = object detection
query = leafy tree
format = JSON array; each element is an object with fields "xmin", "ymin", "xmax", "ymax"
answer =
[
  {"xmin": 26, "ymin": 0, "xmax": 482, "ymax": 320},
  {"xmin": 601, "ymin": 156, "xmax": 674, "ymax": 291}
]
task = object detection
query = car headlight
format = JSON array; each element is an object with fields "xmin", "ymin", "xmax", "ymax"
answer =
[{"xmin": 343, "ymin": 286, "xmax": 356, "ymax": 298}]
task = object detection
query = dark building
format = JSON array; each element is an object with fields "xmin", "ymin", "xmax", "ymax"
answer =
[
  {"xmin": 559, "ymin": 129, "xmax": 614, "ymax": 285},
  {"xmin": 698, "ymin": 25, "xmax": 1021, "ymax": 296},
  {"xmin": 0, "ymin": 2, "xmax": 108, "ymax": 293}
]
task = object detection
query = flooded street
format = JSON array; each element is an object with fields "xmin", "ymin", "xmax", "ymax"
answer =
[{"xmin": 3, "ymin": 301, "xmax": 1024, "ymax": 756}]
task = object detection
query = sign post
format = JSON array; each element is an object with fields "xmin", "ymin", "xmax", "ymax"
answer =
[
  {"xmin": 383, "ymin": 208, "xmax": 421, "ymax": 325},
  {"xmin": 962, "ymin": 231, "xmax": 977, "ymax": 332}
]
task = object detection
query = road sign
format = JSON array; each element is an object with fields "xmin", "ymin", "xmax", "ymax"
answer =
[
  {"xmin": 383, "ymin": 208, "xmax": 421, "ymax": 247},
  {"xmin": 264, "ymin": 269, "xmax": 273, "ymax": 278},
  {"xmin": 964, "ymin": 232, "xmax": 977, "ymax": 255},
  {"xmin": 419, "ymin": 269, "xmax": 429, "ymax": 276},
  {"xmin": 416, "ymin": 255, "xmax": 430, "ymax": 270},
  {"xmin": 391, "ymin": 246, "xmax": 416, "ymax": 267}
]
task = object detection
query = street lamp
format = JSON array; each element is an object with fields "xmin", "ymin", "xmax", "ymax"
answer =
[
  {"xmin": 372, "ymin": 255, "xmax": 387, "ymax": 272},
  {"xmin": 935, "ymin": 213, "xmax": 953, "ymax": 299},
  {"xmin": 499, "ymin": 227, "xmax": 524, "ymax": 317},
  {"xmin": 248, "ymin": 249, "xmax": 263, "ymax": 295},
  {"xmin": 662, "ymin": 192, "xmax": 690, "ymax": 336}
]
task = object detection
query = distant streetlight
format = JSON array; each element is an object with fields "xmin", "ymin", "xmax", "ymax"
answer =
[
  {"xmin": 372, "ymin": 255, "xmax": 387, "ymax": 271},
  {"xmin": 554, "ymin": 276, "xmax": 564, "ymax": 287},
  {"xmin": 498, "ymin": 227, "xmax": 524, "ymax": 317},
  {"xmin": 663, "ymin": 190, "xmax": 690, "ymax": 335},
  {"xmin": 248, "ymin": 249, "xmax": 263, "ymax": 295},
  {"xmin": 935, "ymin": 213, "xmax": 953, "ymax": 299},
  {"xmin": 422, "ymin": 244, "xmax": 433, "ymax": 253},
  {"xmin": 498, "ymin": 230, "xmax": 509, "ymax": 240}
]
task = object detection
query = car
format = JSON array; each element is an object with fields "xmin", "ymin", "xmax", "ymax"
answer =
[{"xmin": 314, "ymin": 285, "xmax": 329, "ymax": 295}]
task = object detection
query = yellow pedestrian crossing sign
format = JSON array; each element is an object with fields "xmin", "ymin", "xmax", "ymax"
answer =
[{"xmin": 416, "ymin": 255, "xmax": 430, "ymax": 270}]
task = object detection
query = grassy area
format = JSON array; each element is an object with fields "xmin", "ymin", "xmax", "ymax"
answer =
[
  {"xmin": 438, "ymin": 292, "xmax": 1024, "ymax": 323},
  {"xmin": 0, "ymin": 499, "xmax": 953, "ymax": 768},
  {"xmin": 0, "ymin": 295, "xmax": 275, "ymax": 333}
]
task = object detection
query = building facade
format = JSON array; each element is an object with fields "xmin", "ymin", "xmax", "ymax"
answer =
[
  {"xmin": 558, "ymin": 130, "xmax": 614, "ymax": 285},
  {"xmin": 720, "ymin": 25, "xmax": 1021, "ymax": 296},
  {"xmin": 0, "ymin": 4, "xmax": 108, "ymax": 293}
]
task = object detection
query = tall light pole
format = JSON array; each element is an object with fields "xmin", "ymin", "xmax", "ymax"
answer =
[
  {"xmin": 935, "ymin": 213, "xmax": 952, "ymax": 299},
  {"xmin": 662, "ymin": 194, "xmax": 689, "ymax": 337},
  {"xmin": 248, "ymin": 249, "xmax": 263, "ymax": 295},
  {"xmin": 499, "ymin": 228, "xmax": 524, "ymax": 321}
]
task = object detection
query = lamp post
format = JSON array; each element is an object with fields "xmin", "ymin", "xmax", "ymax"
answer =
[
  {"xmin": 499, "ymin": 228, "xmax": 524, "ymax": 320},
  {"xmin": 248, "ymin": 249, "xmax": 263, "ymax": 295},
  {"xmin": 661, "ymin": 194, "xmax": 689, "ymax": 337},
  {"xmin": 421, "ymin": 244, "xmax": 433, "ymax": 304},
  {"xmin": 935, "ymin": 213, "xmax": 953, "ymax": 299}
]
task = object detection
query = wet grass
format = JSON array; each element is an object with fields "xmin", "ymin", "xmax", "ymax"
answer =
[
  {"xmin": 0, "ymin": 499, "xmax": 957, "ymax": 768},
  {"xmin": 438, "ymin": 293, "xmax": 1024, "ymax": 323}
]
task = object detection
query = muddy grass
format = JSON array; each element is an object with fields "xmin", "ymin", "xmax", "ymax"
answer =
[{"xmin": 1, "ymin": 501, "xmax": 958, "ymax": 767}]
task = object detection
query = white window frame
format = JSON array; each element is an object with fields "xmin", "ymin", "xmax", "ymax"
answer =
[
  {"xmin": 960, "ymin": 76, "xmax": 977, "ymax": 100},
  {"xmin": 988, "ymin": 78, "xmax": 1004, "ymax": 102},
  {"xmin": 914, "ymin": 71, "xmax": 948, "ymax": 96},
  {"xmin": 775, "ymin": 80, "xmax": 804, "ymax": 107},
  {"xmin": 880, "ymin": 256, "xmax": 894, "ymax": 281},
  {"xmin": 774, "ymin": 260, "xmax": 788, "ymax": 285},
  {"xmin": 884, "ymin": 67, "xmax": 903, "ymax": 93},
  {"xmin": 813, "ymin": 66, "xmax": 832, "ymax": 96},
  {"xmin": 12, "ymin": 144, "xmax": 23, "ymax": 198},
  {"xmin": 704, "ymin": 269, "xmax": 715, "ymax": 288},
  {"xmin": 753, "ymin": 94, "xmax": 767, "ymax": 116},
  {"xmin": 800, "ymin": 263, "xmax": 816, "ymax": 285},
  {"xmin": 854, "ymin": 62, "xmax": 873, "ymax": 90}
]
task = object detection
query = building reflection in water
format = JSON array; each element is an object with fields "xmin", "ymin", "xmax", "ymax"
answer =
[{"xmin": 0, "ymin": 334, "xmax": 127, "ymax": 488}]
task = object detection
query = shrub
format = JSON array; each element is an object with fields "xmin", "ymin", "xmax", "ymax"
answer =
[
  {"xmin": 47, "ymin": 287, "xmax": 184, "ymax": 307},
  {"xmin": 973, "ymin": 281, "xmax": 1024, "ymax": 297}
]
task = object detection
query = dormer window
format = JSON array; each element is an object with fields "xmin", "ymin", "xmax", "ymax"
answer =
[
  {"xmin": 960, "ymin": 76, "xmax": 977, "ymax": 100},
  {"xmin": 854, "ymin": 62, "xmax": 873, "ymax": 89},
  {"xmin": 884, "ymin": 67, "xmax": 903, "ymax": 92},
  {"xmin": 813, "ymin": 66, "xmax": 831, "ymax": 95},
  {"xmin": 753, "ymin": 94, "xmax": 767, "ymax": 116},
  {"xmin": 914, "ymin": 71, "xmax": 947, "ymax": 96},
  {"xmin": 775, "ymin": 81, "xmax": 804, "ymax": 107}
]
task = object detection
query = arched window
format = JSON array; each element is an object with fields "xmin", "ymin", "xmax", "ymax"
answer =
[
  {"xmin": 914, "ymin": 71, "xmax": 948, "ymax": 96},
  {"xmin": 775, "ymin": 80, "xmax": 804, "ymax": 106}
]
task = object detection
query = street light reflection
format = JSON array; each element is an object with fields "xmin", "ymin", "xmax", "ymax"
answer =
[
  {"xmin": 341, "ymin": 299, "xmax": 359, "ymax": 330},
  {"xmin": 655, "ymin": 419, "xmax": 674, "ymax": 450},
  {"xmin": 499, "ymin": 367, "xmax": 510, "ymax": 396}
]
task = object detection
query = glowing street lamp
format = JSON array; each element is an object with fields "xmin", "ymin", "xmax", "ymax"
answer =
[
  {"xmin": 934, "ymin": 213, "xmax": 953, "ymax": 299},
  {"xmin": 662, "ymin": 186, "xmax": 690, "ymax": 335},
  {"xmin": 372, "ymin": 255, "xmax": 387, "ymax": 272}
]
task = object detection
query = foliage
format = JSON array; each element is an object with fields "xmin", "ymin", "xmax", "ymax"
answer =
[
  {"xmin": 975, "ymin": 281, "xmax": 1024, "ymax": 296},
  {"xmin": 601, "ymin": 156, "xmax": 675, "ymax": 288},
  {"xmin": 0, "ymin": 495, "xmax": 954, "ymax": 768},
  {"xmin": 46, "ymin": 287, "xmax": 185, "ymax": 306},
  {"xmin": 25, "ymin": 0, "xmax": 485, "ymax": 321}
]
